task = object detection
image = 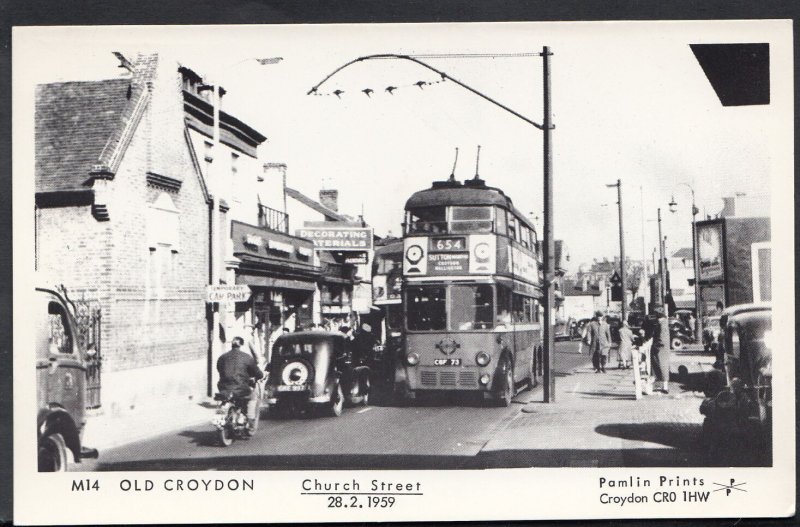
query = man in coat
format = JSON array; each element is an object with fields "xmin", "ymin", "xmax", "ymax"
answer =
[
  {"xmin": 650, "ymin": 307, "xmax": 672, "ymax": 393},
  {"xmin": 217, "ymin": 336, "xmax": 264, "ymax": 429},
  {"xmin": 585, "ymin": 311, "xmax": 612, "ymax": 373}
]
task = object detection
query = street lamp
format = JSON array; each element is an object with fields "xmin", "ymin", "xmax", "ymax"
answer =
[
  {"xmin": 668, "ymin": 183, "xmax": 702, "ymax": 344},
  {"xmin": 199, "ymin": 56, "xmax": 283, "ymax": 396},
  {"xmin": 308, "ymin": 50, "xmax": 557, "ymax": 402}
]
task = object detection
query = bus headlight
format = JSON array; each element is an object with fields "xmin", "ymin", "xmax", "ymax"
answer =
[
  {"xmin": 475, "ymin": 351, "xmax": 491, "ymax": 366},
  {"xmin": 406, "ymin": 352, "xmax": 420, "ymax": 366},
  {"xmin": 479, "ymin": 374, "xmax": 491, "ymax": 385}
]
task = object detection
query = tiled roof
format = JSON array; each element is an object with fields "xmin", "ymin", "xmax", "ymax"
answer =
[
  {"xmin": 671, "ymin": 247, "xmax": 694, "ymax": 259},
  {"xmin": 285, "ymin": 187, "xmax": 349, "ymax": 222},
  {"xmin": 35, "ymin": 78, "xmax": 134, "ymax": 193}
]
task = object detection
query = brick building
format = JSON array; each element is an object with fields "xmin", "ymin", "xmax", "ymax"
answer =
[{"xmin": 35, "ymin": 52, "xmax": 218, "ymax": 417}]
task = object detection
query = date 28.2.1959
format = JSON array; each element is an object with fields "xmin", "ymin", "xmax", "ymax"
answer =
[{"xmin": 328, "ymin": 495, "xmax": 395, "ymax": 508}]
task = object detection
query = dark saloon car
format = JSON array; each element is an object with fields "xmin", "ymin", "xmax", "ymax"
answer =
[
  {"xmin": 265, "ymin": 331, "xmax": 370, "ymax": 417},
  {"xmin": 699, "ymin": 303, "xmax": 772, "ymax": 465}
]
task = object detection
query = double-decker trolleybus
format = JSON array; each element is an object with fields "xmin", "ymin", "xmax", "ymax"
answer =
[{"xmin": 398, "ymin": 175, "xmax": 543, "ymax": 406}]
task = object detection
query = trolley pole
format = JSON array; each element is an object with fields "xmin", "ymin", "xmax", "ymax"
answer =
[{"xmin": 542, "ymin": 46, "xmax": 555, "ymax": 402}]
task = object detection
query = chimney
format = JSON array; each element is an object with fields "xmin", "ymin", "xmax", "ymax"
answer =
[
  {"xmin": 319, "ymin": 189, "xmax": 339, "ymax": 212},
  {"xmin": 720, "ymin": 196, "xmax": 736, "ymax": 217}
]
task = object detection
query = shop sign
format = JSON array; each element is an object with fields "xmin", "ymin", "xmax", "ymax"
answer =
[
  {"xmin": 344, "ymin": 252, "xmax": 369, "ymax": 264},
  {"xmin": 207, "ymin": 285, "xmax": 252, "ymax": 303},
  {"xmin": 267, "ymin": 239, "xmax": 293, "ymax": 254},
  {"xmin": 698, "ymin": 222, "xmax": 724, "ymax": 281},
  {"xmin": 296, "ymin": 227, "xmax": 373, "ymax": 250}
]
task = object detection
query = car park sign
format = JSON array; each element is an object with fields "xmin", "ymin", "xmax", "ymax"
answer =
[{"xmin": 206, "ymin": 285, "xmax": 252, "ymax": 303}]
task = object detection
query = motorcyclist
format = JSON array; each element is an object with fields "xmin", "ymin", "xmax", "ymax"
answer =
[{"xmin": 217, "ymin": 336, "xmax": 264, "ymax": 430}]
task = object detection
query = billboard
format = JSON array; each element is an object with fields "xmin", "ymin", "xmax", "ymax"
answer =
[
  {"xmin": 697, "ymin": 222, "xmax": 724, "ymax": 281},
  {"xmin": 296, "ymin": 226, "xmax": 373, "ymax": 251}
]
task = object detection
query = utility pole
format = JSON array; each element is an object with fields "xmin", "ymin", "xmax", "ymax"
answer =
[
  {"xmin": 606, "ymin": 179, "xmax": 626, "ymax": 322},
  {"xmin": 657, "ymin": 208, "xmax": 667, "ymax": 316},
  {"xmin": 542, "ymin": 46, "xmax": 555, "ymax": 403}
]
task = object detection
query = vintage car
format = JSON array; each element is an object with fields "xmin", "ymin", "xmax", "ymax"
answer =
[
  {"xmin": 699, "ymin": 303, "xmax": 772, "ymax": 465},
  {"xmin": 264, "ymin": 331, "xmax": 370, "ymax": 417},
  {"xmin": 37, "ymin": 284, "xmax": 98, "ymax": 471}
]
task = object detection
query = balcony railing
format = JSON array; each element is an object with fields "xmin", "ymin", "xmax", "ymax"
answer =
[{"xmin": 258, "ymin": 204, "xmax": 289, "ymax": 234}]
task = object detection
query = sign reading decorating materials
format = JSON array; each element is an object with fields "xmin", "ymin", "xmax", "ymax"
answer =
[
  {"xmin": 206, "ymin": 285, "xmax": 252, "ymax": 303},
  {"xmin": 296, "ymin": 227, "xmax": 373, "ymax": 251}
]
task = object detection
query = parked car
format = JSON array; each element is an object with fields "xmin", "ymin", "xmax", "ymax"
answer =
[
  {"xmin": 265, "ymin": 331, "xmax": 371, "ymax": 417},
  {"xmin": 669, "ymin": 318, "xmax": 694, "ymax": 350},
  {"xmin": 699, "ymin": 303, "xmax": 772, "ymax": 465},
  {"xmin": 702, "ymin": 315, "xmax": 722, "ymax": 353},
  {"xmin": 37, "ymin": 284, "xmax": 98, "ymax": 471}
]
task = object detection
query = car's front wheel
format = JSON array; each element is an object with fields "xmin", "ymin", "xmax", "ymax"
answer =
[{"xmin": 38, "ymin": 432, "xmax": 69, "ymax": 472}]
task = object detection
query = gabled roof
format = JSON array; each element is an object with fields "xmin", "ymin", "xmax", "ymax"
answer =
[
  {"xmin": 36, "ymin": 78, "xmax": 136, "ymax": 192},
  {"xmin": 285, "ymin": 187, "xmax": 349, "ymax": 222},
  {"xmin": 671, "ymin": 247, "xmax": 694, "ymax": 259}
]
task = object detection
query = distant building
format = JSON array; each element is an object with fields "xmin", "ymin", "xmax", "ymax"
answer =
[{"xmin": 561, "ymin": 277, "xmax": 603, "ymax": 321}]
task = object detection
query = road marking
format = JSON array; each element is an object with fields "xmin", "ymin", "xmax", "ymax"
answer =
[{"xmin": 357, "ymin": 407, "xmax": 373, "ymax": 414}]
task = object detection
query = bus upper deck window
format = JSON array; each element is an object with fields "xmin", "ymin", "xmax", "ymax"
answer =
[
  {"xmin": 449, "ymin": 206, "xmax": 493, "ymax": 233},
  {"xmin": 494, "ymin": 207, "xmax": 508, "ymax": 235},
  {"xmin": 407, "ymin": 207, "xmax": 446, "ymax": 234}
]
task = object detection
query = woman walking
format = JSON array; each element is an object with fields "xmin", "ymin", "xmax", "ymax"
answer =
[{"xmin": 618, "ymin": 320, "xmax": 634, "ymax": 369}]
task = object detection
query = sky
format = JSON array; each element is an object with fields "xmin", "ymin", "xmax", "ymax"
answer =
[{"xmin": 15, "ymin": 21, "xmax": 789, "ymax": 274}]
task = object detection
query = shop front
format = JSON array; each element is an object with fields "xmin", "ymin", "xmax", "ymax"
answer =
[{"xmin": 231, "ymin": 220, "xmax": 321, "ymax": 362}]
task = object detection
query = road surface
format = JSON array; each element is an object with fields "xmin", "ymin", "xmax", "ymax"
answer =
[{"xmin": 81, "ymin": 340, "xmax": 589, "ymax": 471}]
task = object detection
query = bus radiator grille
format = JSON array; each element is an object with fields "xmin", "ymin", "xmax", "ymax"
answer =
[
  {"xmin": 458, "ymin": 371, "xmax": 477, "ymax": 387},
  {"xmin": 420, "ymin": 370, "xmax": 437, "ymax": 385},
  {"xmin": 439, "ymin": 371, "xmax": 457, "ymax": 386}
]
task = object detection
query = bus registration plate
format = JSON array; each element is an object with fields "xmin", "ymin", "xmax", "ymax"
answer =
[
  {"xmin": 277, "ymin": 385, "xmax": 306, "ymax": 392},
  {"xmin": 433, "ymin": 358, "xmax": 461, "ymax": 366}
]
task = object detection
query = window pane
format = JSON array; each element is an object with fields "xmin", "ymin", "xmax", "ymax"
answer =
[
  {"xmin": 450, "ymin": 284, "xmax": 493, "ymax": 330},
  {"xmin": 495, "ymin": 207, "xmax": 508, "ymax": 235},
  {"xmin": 496, "ymin": 285, "xmax": 512, "ymax": 326},
  {"xmin": 449, "ymin": 220, "xmax": 493, "ymax": 233},
  {"xmin": 451, "ymin": 206, "xmax": 492, "ymax": 221},
  {"xmin": 47, "ymin": 302, "xmax": 73, "ymax": 354},
  {"xmin": 406, "ymin": 207, "xmax": 447, "ymax": 234},
  {"xmin": 406, "ymin": 286, "xmax": 446, "ymax": 331}
]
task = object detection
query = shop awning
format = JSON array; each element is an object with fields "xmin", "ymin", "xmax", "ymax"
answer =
[{"xmin": 236, "ymin": 274, "xmax": 317, "ymax": 292}]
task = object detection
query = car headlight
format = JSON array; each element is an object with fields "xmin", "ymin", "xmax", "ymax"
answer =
[
  {"xmin": 406, "ymin": 352, "xmax": 420, "ymax": 366},
  {"xmin": 475, "ymin": 351, "xmax": 491, "ymax": 366}
]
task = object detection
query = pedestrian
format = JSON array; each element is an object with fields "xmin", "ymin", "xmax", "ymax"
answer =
[
  {"xmin": 650, "ymin": 306, "xmax": 672, "ymax": 393},
  {"xmin": 618, "ymin": 320, "xmax": 634, "ymax": 369},
  {"xmin": 586, "ymin": 311, "xmax": 612, "ymax": 373}
]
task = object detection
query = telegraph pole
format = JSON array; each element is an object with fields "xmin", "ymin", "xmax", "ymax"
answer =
[
  {"xmin": 542, "ymin": 46, "xmax": 555, "ymax": 402},
  {"xmin": 606, "ymin": 179, "xmax": 626, "ymax": 322},
  {"xmin": 657, "ymin": 208, "xmax": 667, "ymax": 316}
]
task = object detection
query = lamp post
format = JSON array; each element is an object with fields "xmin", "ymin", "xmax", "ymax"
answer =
[
  {"xmin": 668, "ymin": 183, "xmax": 702, "ymax": 343},
  {"xmin": 606, "ymin": 179, "xmax": 626, "ymax": 322},
  {"xmin": 308, "ymin": 49, "xmax": 557, "ymax": 402},
  {"xmin": 200, "ymin": 56, "xmax": 283, "ymax": 396}
]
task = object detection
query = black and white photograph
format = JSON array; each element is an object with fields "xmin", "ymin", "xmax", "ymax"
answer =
[{"xmin": 12, "ymin": 19, "xmax": 794, "ymax": 523}]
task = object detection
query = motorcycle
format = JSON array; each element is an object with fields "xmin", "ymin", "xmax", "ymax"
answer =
[{"xmin": 212, "ymin": 391, "xmax": 254, "ymax": 447}]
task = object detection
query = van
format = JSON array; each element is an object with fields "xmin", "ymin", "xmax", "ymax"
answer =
[{"xmin": 36, "ymin": 285, "xmax": 97, "ymax": 471}]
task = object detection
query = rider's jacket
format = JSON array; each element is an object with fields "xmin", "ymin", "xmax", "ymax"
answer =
[{"xmin": 217, "ymin": 348, "xmax": 264, "ymax": 397}]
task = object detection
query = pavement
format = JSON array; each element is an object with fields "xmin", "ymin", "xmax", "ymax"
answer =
[
  {"xmin": 478, "ymin": 343, "xmax": 717, "ymax": 467},
  {"xmin": 77, "ymin": 342, "xmax": 718, "ymax": 470}
]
